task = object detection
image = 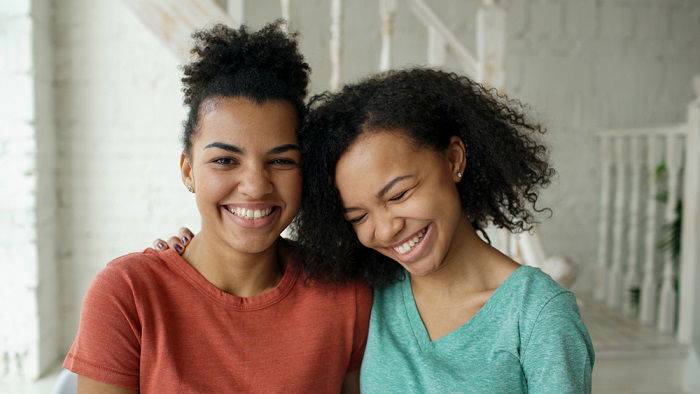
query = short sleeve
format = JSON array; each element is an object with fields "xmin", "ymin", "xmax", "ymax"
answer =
[
  {"xmin": 348, "ymin": 282, "xmax": 373, "ymax": 372},
  {"xmin": 63, "ymin": 264, "xmax": 142, "ymax": 390},
  {"xmin": 521, "ymin": 291, "xmax": 594, "ymax": 394}
]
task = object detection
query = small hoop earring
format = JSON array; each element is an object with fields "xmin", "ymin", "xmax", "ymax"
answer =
[{"xmin": 187, "ymin": 185, "xmax": 194, "ymax": 193}]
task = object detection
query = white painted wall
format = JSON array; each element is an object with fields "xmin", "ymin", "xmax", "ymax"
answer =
[{"xmin": 1, "ymin": 0, "xmax": 699, "ymax": 379}]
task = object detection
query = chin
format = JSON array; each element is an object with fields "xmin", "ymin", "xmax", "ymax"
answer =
[{"xmin": 227, "ymin": 235, "xmax": 279, "ymax": 255}]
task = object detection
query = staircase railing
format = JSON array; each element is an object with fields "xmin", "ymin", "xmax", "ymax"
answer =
[{"xmin": 595, "ymin": 78, "xmax": 700, "ymax": 339}]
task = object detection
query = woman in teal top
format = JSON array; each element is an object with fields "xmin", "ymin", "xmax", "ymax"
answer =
[
  {"xmin": 294, "ymin": 69, "xmax": 594, "ymax": 393},
  {"xmin": 161, "ymin": 68, "xmax": 594, "ymax": 392}
]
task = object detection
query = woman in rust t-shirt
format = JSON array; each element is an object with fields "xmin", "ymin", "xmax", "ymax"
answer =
[{"xmin": 63, "ymin": 22, "xmax": 371, "ymax": 393}]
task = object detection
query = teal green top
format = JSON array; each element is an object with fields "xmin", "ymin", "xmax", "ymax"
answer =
[{"xmin": 360, "ymin": 266, "xmax": 594, "ymax": 393}]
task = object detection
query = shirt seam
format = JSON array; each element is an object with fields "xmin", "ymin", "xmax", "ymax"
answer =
[
  {"xmin": 66, "ymin": 352, "xmax": 140, "ymax": 378},
  {"xmin": 520, "ymin": 290, "xmax": 572, "ymax": 364}
]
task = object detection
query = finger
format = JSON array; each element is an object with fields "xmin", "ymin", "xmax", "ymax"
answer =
[
  {"xmin": 154, "ymin": 238, "xmax": 169, "ymax": 250},
  {"xmin": 167, "ymin": 236, "xmax": 185, "ymax": 254},
  {"xmin": 178, "ymin": 227, "xmax": 195, "ymax": 245}
]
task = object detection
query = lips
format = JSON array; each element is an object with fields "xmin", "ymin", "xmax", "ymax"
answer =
[
  {"xmin": 222, "ymin": 204, "xmax": 280, "ymax": 229},
  {"xmin": 391, "ymin": 225, "xmax": 429, "ymax": 255},
  {"xmin": 387, "ymin": 223, "xmax": 433, "ymax": 264}
]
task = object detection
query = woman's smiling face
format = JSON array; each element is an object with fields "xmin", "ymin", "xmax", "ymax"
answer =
[
  {"xmin": 335, "ymin": 130, "xmax": 467, "ymax": 277},
  {"xmin": 182, "ymin": 97, "xmax": 302, "ymax": 254}
]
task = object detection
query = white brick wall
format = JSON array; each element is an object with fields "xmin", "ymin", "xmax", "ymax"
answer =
[
  {"xmin": 1, "ymin": 0, "xmax": 698, "ymax": 378},
  {"xmin": 53, "ymin": 0, "xmax": 198, "ymax": 354},
  {"xmin": 0, "ymin": 0, "xmax": 50, "ymax": 380}
]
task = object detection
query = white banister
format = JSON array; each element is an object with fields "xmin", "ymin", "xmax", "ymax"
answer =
[
  {"xmin": 329, "ymin": 0, "xmax": 342, "ymax": 91},
  {"xmin": 640, "ymin": 136, "xmax": 661, "ymax": 325},
  {"xmin": 658, "ymin": 134, "xmax": 682, "ymax": 333},
  {"xmin": 622, "ymin": 137, "xmax": 642, "ymax": 316},
  {"xmin": 677, "ymin": 75, "xmax": 700, "ymax": 343},
  {"xmin": 607, "ymin": 136, "xmax": 627, "ymax": 309},
  {"xmin": 476, "ymin": 0, "xmax": 505, "ymax": 92},
  {"xmin": 427, "ymin": 25, "xmax": 446, "ymax": 67},
  {"xmin": 379, "ymin": 0, "xmax": 397, "ymax": 72},
  {"xmin": 280, "ymin": 0, "xmax": 290, "ymax": 30},
  {"xmin": 595, "ymin": 135, "xmax": 612, "ymax": 301},
  {"xmin": 226, "ymin": 0, "xmax": 244, "ymax": 27},
  {"xmin": 406, "ymin": 0, "xmax": 479, "ymax": 77}
]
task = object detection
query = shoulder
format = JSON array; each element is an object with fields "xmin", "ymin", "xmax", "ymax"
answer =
[
  {"xmin": 501, "ymin": 266, "xmax": 580, "ymax": 328},
  {"xmin": 508, "ymin": 266, "xmax": 572, "ymax": 307},
  {"xmin": 89, "ymin": 248, "xmax": 174, "ymax": 296}
]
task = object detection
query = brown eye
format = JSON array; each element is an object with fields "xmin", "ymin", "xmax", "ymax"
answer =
[{"xmin": 213, "ymin": 157, "xmax": 238, "ymax": 165}]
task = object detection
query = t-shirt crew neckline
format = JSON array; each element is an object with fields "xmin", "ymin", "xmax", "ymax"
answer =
[
  {"xmin": 158, "ymin": 246, "xmax": 298, "ymax": 311},
  {"xmin": 401, "ymin": 265, "xmax": 529, "ymax": 351}
]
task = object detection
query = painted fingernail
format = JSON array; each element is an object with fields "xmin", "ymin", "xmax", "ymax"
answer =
[
  {"xmin": 175, "ymin": 245, "xmax": 183, "ymax": 253},
  {"xmin": 181, "ymin": 236, "xmax": 188, "ymax": 243},
  {"xmin": 157, "ymin": 242, "xmax": 165, "ymax": 249}
]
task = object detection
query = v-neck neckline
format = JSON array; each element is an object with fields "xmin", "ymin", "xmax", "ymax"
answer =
[{"xmin": 401, "ymin": 265, "xmax": 527, "ymax": 351}]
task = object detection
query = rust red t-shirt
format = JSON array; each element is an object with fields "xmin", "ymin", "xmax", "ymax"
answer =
[{"xmin": 63, "ymin": 248, "xmax": 372, "ymax": 393}]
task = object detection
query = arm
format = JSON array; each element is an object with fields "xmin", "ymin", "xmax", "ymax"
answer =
[
  {"xmin": 78, "ymin": 376, "xmax": 137, "ymax": 394},
  {"xmin": 64, "ymin": 264, "xmax": 142, "ymax": 391},
  {"xmin": 341, "ymin": 370, "xmax": 360, "ymax": 394},
  {"xmin": 343, "ymin": 282, "xmax": 372, "ymax": 393},
  {"xmin": 153, "ymin": 227, "xmax": 194, "ymax": 254},
  {"xmin": 521, "ymin": 292, "xmax": 594, "ymax": 394}
]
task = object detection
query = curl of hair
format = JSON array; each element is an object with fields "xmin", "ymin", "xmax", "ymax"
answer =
[
  {"xmin": 181, "ymin": 21, "xmax": 310, "ymax": 154},
  {"xmin": 293, "ymin": 68, "xmax": 555, "ymax": 287}
]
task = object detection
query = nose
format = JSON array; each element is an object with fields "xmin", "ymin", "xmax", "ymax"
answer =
[
  {"xmin": 372, "ymin": 210, "xmax": 404, "ymax": 244},
  {"xmin": 238, "ymin": 164, "xmax": 274, "ymax": 199}
]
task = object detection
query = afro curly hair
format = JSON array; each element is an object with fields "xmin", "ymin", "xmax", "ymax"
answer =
[
  {"xmin": 292, "ymin": 68, "xmax": 555, "ymax": 287},
  {"xmin": 180, "ymin": 20, "xmax": 310, "ymax": 155}
]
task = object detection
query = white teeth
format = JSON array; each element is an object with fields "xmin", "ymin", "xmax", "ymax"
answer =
[
  {"xmin": 392, "ymin": 227, "xmax": 428, "ymax": 255},
  {"xmin": 229, "ymin": 207, "xmax": 273, "ymax": 220}
]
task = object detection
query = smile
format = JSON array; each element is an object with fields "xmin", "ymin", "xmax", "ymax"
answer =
[
  {"xmin": 391, "ymin": 225, "xmax": 428, "ymax": 255},
  {"xmin": 226, "ymin": 206, "xmax": 275, "ymax": 220}
]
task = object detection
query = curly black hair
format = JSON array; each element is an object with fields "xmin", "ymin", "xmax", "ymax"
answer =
[
  {"xmin": 292, "ymin": 68, "xmax": 555, "ymax": 287},
  {"xmin": 180, "ymin": 20, "xmax": 310, "ymax": 155}
]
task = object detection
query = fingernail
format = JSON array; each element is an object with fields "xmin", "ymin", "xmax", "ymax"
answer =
[
  {"xmin": 175, "ymin": 245, "xmax": 183, "ymax": 253},
  {"xmin": 181, "ymin": 236, "xmax": 188, "ymax": 243},
  {"xmin": 157, "ymin": 242, "xmax": 165, "ymax": 249}
]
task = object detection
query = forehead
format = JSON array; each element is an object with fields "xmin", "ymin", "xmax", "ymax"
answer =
[
  {"xmin": 195, "ymin": 97, "xmax": 299, "ymax": 149},
  {"xmin": 334, "ymin": 131, "xmax": 434, "ymax": 195}
]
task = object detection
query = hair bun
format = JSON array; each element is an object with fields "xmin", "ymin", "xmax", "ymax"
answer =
[{"xmin": 182, "ymin": 20, "xmax": 310, "ymax": 106}]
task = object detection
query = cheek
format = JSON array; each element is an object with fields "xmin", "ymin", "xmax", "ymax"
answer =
[
  {"xmin": 195, "ymin": 168, "xmax": 232, "ymax": 201},
  {"xmin": 274, "ymin": 170, "xmax": 302, "ymax": 207},
  {"xmin": 354, "ymin": 225, "xmax": 374, "ymax": 249}
]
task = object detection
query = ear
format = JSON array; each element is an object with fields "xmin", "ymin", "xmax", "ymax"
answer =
[
  {"xmin": 446, "ymin": 136, "xmax": 467, "ymax": 182},
  {"xmin": 180, "ymin": 152, "xmax": 194, "ymax": 191}
]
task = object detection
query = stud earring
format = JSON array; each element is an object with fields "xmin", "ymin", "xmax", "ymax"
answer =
[
  {"xmin": 187, "ymin": 185, "xmax": 194, "ymax": 193},
  {"xmin": 457, "ymin": 172, "xmax": 462, "ymax": 178}
]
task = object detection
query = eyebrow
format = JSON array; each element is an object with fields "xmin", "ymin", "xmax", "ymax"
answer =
[
  {"xmin": 203, "ymin": 142, "xmax": 300, "ymax": 155},
  {"xmin": 267, "ymin": 144, "xmax": 301, "ymax": 154},
  {"xmin": 377, "ymin": 175, "xmax": 413, "ymax": 198},
  {"xmin": 343, "ymin": 175, "xmax": 414, "ymax": 213},
  {"xmin": 204, "ymin": 142, "xmax": 243, "ymax": 154}
]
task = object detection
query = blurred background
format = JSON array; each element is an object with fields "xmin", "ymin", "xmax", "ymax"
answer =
[{"xmin": 1, "ymin": 0, "xmax": 699, "ymax": 392}]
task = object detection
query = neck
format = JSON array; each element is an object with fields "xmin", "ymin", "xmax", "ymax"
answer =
[
  {"xmin": 409, "ymin": 216, "xmax": 517, "ymax": 300},
  {"xmin": 183, "ymin": 228, "xmax": 284, "ymax": 298}
]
